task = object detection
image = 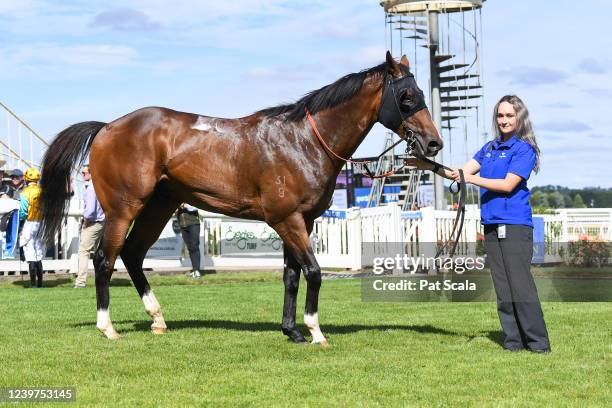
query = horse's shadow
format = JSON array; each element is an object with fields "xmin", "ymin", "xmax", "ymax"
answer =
[{"xmin": 78, "ymin": 319, "xmax": 462, "ymax": 337}]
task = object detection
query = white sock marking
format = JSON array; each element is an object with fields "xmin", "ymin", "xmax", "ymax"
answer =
[
  {"xmin": 96, "ymin": 309, "xmax": 111, "ymax": 331},
  {"xmin": 304, "ymin": 313, "xmax": 327, "ymax": 344},
  {"xmin": 142, "ymin": 291, "xmax": 166, "ymax": 329}
]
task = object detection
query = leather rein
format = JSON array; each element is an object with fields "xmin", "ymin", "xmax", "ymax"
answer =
[{"xmin": 304, "ymin": 72, "xmax": 466, "ymax": 258}]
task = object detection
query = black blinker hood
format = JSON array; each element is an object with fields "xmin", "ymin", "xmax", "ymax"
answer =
[{"xmin": 378, "ymin": 73, "xmax": 427, "ymax": 131}]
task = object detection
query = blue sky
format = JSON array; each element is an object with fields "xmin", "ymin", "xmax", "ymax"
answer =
[{"xmin": 1, "ymin": 0, "xmax": 610, "ymax": 188}]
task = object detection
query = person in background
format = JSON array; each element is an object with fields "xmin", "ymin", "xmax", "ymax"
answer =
[
  {"xmin": 0, "ymin": 167, "xmax": 10, "ymax": 196},
  {"xmin": 177, "ymin": 203, "xmax": 202, "ymax": 278},
  {"xmin": 406, "ymin": 95, "xmax": 551, "ymax": 353},
  {"xmin": 10, "ymin": 168, "xmax": 25, "ymax": 193},
  {"xmin": 74, "ymin": 165, "xmax": 105, "ymax": 288},
  {"xmin": 0, "ymin": 165, "xmax": 19, "ymax": 199},
  {"xmin": 18, "ymin": 167, "xmax": 45, "ymax": 288}
]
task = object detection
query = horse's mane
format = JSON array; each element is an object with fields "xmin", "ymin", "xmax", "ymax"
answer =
[{"xmin": 257, "ymin": 62, "xmax": 387, "ymax": 121}]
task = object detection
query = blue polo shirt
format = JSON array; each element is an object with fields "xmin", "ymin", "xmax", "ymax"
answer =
[{"xmin": 473, "ymin": 135, "xmax": 536, "ymax": 227}]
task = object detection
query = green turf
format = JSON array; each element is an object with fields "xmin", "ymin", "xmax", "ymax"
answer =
[{"xmin": 0, "ymin": 272, "xmax": 610, "ymax": 407}]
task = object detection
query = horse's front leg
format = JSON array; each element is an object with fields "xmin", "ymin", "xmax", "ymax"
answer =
[
  {"xmin": 275, "ymin": 214, "xmax": 328, "ymax": 346},
  {"xmin": 281, "ymin": 248, "xmax": 307, "ymax": 343},
  {"xmin": 302, "ymin": 255, "xmax": 327, "ymax": 346}
]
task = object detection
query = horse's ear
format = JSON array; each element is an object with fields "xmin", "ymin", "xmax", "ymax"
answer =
[
  {"xmin": 400, "ymin": 54, "xmax": 410, "ymax": 68},
  {"xmin": 386, "ymin": 51, "xmax": 402, "ymax": 77}
]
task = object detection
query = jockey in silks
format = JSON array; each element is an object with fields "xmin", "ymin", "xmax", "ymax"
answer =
[{"xmin": 19, "ymin": 167, "xmax": 45, "ymax": 288}]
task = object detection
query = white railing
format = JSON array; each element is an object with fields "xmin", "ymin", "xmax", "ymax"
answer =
[
  {"xmin": 556, "ymin": 208, "xmax": 612, "ymax": 241},
  {"xmin": 0, "ymin": 102, "xmax": 49, "ymax": 170},
  {"xmin": 0, "ymin": 205, "xmax": 610, "ymax": 274}
]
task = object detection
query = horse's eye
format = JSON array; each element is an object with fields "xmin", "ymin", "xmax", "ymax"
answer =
[{"xmin": 401, "ymin": 94, "xmax": 414, "ymax": 106}]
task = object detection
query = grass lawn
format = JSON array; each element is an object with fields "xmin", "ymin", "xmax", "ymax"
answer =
[{"xmin": 0, "ymin": 271, "xmax": 610, "ymax": 407}]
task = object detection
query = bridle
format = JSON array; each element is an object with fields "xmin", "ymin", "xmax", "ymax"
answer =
[
  {"xmin": 305, "ymin": 70, "xmax": 421, "ymax": 178},
  {"xmin": 305, "ymin": 68, "xmax": 466, "ymax": 258}
]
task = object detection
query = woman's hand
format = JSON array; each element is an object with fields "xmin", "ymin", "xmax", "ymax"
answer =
[
  {"xmin": 404, "ymin": 158, "xmax": 434, "ymax": 171},
  {"xmin": 451, "ymin": 169, "xmax": 473, "ymax": 184}
]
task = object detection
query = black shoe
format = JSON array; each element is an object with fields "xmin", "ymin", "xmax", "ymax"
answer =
[
  {"xmin": 503, "ymin": 347, "xmax": 524, "ymax": 352},
  {"xmin": 529, "ymin": 348, "xmax": 551, "ymax": 354}
]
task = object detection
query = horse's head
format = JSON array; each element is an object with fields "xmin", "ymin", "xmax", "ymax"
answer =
[{"xmin": 378, "ymin": 51, "xmax": 443, "ymax": 157}]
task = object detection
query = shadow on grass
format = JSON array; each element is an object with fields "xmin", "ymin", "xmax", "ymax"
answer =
[
  {"xmin": 485, "ymin": 330, "xmax": 505, "ymax": 346},
  {"xmin": 110, "ymin": 278, "xmax": 133, "ymax": 287},
  {"xmin": 12, "ymin": 278, "xmax": 73, "ymax": 288},
  {"xmin": 464, "ymin": 330, "xmax": 505, "ymax": 348},
  {"xmin": 85, "ymin": 319, "xmax": 463, "ymax": 337},
  {"xmin": 9, "ymin": 277, "xmax": 133, "ymax": 288}
]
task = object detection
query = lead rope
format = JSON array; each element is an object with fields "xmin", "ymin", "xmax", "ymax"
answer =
[{"xmin": 414, "ymin": 156, "xmax": 466, "ymax": 258}]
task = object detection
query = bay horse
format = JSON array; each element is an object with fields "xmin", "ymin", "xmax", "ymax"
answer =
[{"xmin": 39, "ymin": 52, "xmax": 442, "ymax": 344}]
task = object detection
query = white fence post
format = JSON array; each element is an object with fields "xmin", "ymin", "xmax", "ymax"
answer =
[
  {"xmin": 347, "ymin": 208, "xmax": 362, "ymax": 270},
  {"xmin": 420, "ymin": 206, "xmax": 436, "ymax": 243},
  {"xmin": 390, "ymin": 204, "xmax": 403, "ymax": 243},
  {"xmin": 420, "ymin": 206, "xmax": 437, "ymax": 274}
]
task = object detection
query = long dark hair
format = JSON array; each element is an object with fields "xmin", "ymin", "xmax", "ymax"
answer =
[{"xmin": 38, "ymin": 121, "xmax": 106, "ymax": 244}]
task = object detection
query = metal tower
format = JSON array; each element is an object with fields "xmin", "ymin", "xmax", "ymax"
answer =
[{"xmin": 380, "ymin": 0, "xmax": 486, "ymax": 209}]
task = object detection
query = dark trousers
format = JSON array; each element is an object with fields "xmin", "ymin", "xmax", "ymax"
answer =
[
  {"xmin": 28, "ymin": 261, "xmax": 43, "ymax": 288},
  {"xmin": 484, "ymin": 224, "xmax": 550, "ymax": 351},
  {"xmin": 181, "ymin": 224, "xmax": 201, "ymax": 272}
]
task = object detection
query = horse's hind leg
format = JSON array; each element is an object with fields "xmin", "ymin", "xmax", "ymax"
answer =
[
  {"xmin": 120, "ymin": 191, "xmax": 180, "ymax": 335},
  {"xmin": 94, "ymin": 215, "xmax": 134, "ymax": 340}
]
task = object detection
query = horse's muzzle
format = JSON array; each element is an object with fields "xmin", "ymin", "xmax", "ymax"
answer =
[{"xmin": 424, "ymin": 137, "xmax": 443, "ymax": 157}]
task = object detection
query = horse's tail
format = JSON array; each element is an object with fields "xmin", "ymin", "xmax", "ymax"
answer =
[{"xmin": 39, "ymin": 121, "xmax": 107, "ymax": 244}]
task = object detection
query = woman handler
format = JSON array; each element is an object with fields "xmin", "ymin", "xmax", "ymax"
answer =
[{"xmin": 407, "ymin": 95, "xmax": 551, "ymax": 353}]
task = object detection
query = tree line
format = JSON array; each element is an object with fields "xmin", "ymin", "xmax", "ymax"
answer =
[{"xmin": 530, "ymin": 186, "xmax": 612, "ymax": 209}]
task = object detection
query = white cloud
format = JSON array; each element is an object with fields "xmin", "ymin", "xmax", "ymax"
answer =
[
  {"xmin": 91, "ymin": 7, "xmax": 162, "ymax": 31},
  {"xmin": 0, "ymin": 1, "xmax": 37, "ymax": 14},
  {"xmin": 0, "ymin": 43, "xmax": 136, "ymax": 78},
  {"xmin": 128, "ymin": 0, "xmax": 290, "ymax": 27}
]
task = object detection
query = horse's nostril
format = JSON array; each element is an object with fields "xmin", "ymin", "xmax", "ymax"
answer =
[{"xmin": 428, "ymin": 140, "xmax": 443, "ymax": 152}]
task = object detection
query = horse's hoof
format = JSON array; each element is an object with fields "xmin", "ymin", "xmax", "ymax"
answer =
[
  {"xmin": 151, "ymin": 326, "xmax": 167, "ymax": 335},
  {"xmin": 282, "ymin": 327, "xmax": 307, "ymax": 344},
  {"xmin": 98, "ymin": 328, "xmax": 121, "ymax": 340}
]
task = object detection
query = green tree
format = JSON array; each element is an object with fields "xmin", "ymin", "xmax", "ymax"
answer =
[
  {"xmin": 573, "ymin": 193, "xmax": 586, "ymax": 208},
  {"xmin": 548, "ymin": 191, "xmax": 565, "ymax": 208},
  {"xmin": 531, "ymin": 191, "xmax": 549, "ymax": 208}
]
